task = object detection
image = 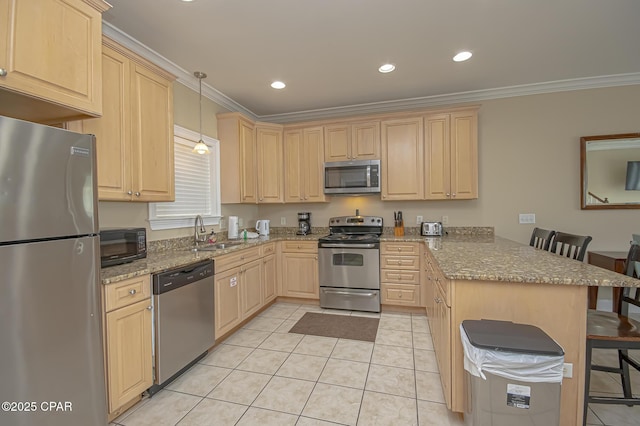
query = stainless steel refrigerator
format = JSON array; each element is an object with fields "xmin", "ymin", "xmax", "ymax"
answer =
[{"xmin": 0, "ymin": 116, "xmax": 107, "ymax": 425}]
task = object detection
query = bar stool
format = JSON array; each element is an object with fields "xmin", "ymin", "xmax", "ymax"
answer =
[
  {"xmin": 583, "ymin": 243, "xmax": 640, "ymax": 425},
  {"xmin": 529, "ymin": 227, "xmax": 556, "ymax": 251},
  {"xmin": 549, "ymin": 231, "xmax": 592, "ymax": 261}
]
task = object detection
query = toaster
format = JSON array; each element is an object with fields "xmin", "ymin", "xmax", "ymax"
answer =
[{"xmin": 421, "ymin": 221, "xmax": 443, "ymax": 236}]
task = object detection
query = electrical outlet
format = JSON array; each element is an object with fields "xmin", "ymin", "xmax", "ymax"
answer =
[
  {"xmin": 442, "ymin": 215, "xmax": 449, "ymax": 225},
  {"xmin": 220, "ymin": 218, "xmax": 226, "ymax": 229},
  {"xmin": 238, "ymin": 218, "xmax": 244, "ymax": 227},
  {"xmin": 519, "ymin": 213, "xmax": 536, "ymax": 224},
  {"xmin": 416, "ymin": 215, "xmax": 423, "ymax": 225},
  {"xmin": 281, "ymin": 217, "xmax": 286, "ymax": 225},
  {"xmin": 562, "ymin": 363, "xmax": 573, "ymax": 378}
]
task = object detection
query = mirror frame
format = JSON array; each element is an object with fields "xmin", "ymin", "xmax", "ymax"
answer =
[{"xmin": 580, "ymin": 132, "xmax": 640, "ymax": 210}]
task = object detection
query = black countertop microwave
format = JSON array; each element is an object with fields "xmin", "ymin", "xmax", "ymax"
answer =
[
  {"xmin": 324, "ymin": 159, "xmax": 381, "ymax": 194},
  {"xmin": 100, "ymin": 227, "xmax": 147, "ymax": 268}
]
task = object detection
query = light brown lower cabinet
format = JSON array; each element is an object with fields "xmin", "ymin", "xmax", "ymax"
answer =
[
  {"xmin": 103, "ymin": 275, "xmax": 152, "ymax": 418},
  {"xmin": 214, "ymin": 245, "xmax": 278, "ymax": 339},
  {"xmin": 380, "ymin": 242, "xmax": 422, "ymax": 307},
  {"xmin": 280, "ymin": 241, "xmax": 319, "ymax": 299}
]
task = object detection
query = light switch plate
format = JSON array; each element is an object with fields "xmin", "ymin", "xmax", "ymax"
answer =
[
  {"xmin": 281, "ymin": 217, "xmax": 286, "ymax": 225},
  {"xmin": 416, "ymin": 215, "xmax": 423, "ymax": 225},
  {"xmin": 519, "ymin": 213, "xmax": 536, "ymax": 224}
]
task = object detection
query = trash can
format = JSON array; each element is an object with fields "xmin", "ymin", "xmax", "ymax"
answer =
[{"xmin": 461, "ymin": 319, "xmax": 565, "ymax": 426}]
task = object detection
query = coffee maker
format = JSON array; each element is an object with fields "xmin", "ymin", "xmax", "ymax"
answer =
[{"xmin": 297, "ymin": 212, "xmax": 311, "ymax": 235}]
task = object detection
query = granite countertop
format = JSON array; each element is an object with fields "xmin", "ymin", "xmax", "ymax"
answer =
[
  {"xmin": 100, "ymin": 234, "xmax": 320, "ymax": 284},
  {"xmin": 102, "ymin": 231, "xmax": 639, "ymax": 288},
  {"xmin": 423, "ymin": 235, "xmax": 638, "ymax": 287}
]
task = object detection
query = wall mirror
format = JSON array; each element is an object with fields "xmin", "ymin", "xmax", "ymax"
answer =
[{"xmin": 581, "ymin": 133, "xmax": 640, "ymax": 210}]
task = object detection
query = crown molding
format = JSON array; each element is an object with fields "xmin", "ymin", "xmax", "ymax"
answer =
[
  {"xmin": 101, "ymin": 22, "xmax": 640, "ymax": 124},
  {"xmin": 102, "ymin": 22, "xmax": 258, "ymax": 120},
  {"xmin": 261, "ymin": 73, "xmax": 640, "ymax": 123}
]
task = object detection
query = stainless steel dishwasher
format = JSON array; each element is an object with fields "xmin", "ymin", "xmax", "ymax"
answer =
[{"xmin": 149, "ymin": 259, "xmax": 214, "ymax": 395}]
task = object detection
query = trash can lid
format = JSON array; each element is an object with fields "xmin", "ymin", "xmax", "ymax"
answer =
[{"xmin": 461, "ymin": 319, "xmax": 564, "ymax": 356}]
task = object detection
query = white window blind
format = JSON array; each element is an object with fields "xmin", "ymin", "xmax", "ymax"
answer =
[{"xmin": 149, "ymin": 125, "xmax": 220, "ymax": 230}]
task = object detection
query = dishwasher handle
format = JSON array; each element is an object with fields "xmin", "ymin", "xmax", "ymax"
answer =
[{"xmin": 153, "ymin": 259, "xmax": 214, "ymax": 295}]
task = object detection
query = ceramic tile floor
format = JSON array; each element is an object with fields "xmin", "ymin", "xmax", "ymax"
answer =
[{"xmin": 111, "ymin": 302, "xmax": 640, "ymax": 426}]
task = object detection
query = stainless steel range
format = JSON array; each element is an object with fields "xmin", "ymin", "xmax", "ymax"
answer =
[{"xmin": 318, "ymin": 215, "xmax": 383, "ymax": 312}]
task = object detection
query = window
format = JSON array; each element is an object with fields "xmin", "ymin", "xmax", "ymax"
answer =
[{"xmin": 149, "ymin": 125, "xmax": 221, "ymax": 230}]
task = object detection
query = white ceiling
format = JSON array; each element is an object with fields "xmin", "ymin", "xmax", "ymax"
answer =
[{"xmin": 103, "ymin": 0, "xmax": 640, "ymax": 123}]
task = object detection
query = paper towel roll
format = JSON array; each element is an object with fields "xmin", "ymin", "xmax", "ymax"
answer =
[{"xmin": 228, "ymin": 216, "xmax": 239, "ymax": 239}]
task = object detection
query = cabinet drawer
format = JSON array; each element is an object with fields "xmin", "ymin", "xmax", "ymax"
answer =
[
  {"xmin": 281, "ymin": 240, "xmax": 318, "ymax": 253},
  {"xmin": 381, "ymin": 283, "xmax": 421, "ymax": 306},
  {"xmin": 381, "ymin": 255, "xmax": 419, "ymax": 270},
  {"xmin": 381, "ymin": 242, "xmax": 419, "ymax": 255},
  {"xmin": 381, "ymin": 269, "xmax": 420, "ymax": 284},
  {"xmin": 260, "ymin": 242, "xmax": 276, "ymax": 256},
  {"xmin": 104, "ymin": 275, "xmax": 151, "ymax": 312},
  {"xmin": 215, "ymin": 246, "xmax": 261, "ymax": 273}
]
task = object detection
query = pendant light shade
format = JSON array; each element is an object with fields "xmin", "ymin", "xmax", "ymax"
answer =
[{"xmin": 193, "ymin": 71, "xmax": 210, "ymax": 155}]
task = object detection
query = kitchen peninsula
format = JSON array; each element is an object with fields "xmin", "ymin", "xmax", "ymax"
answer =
[{"xmin": 100, "ymin": 231, "xmax": 639, "ymax": 425}]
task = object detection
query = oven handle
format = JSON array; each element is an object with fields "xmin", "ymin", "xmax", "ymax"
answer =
[
  {"xmin": 323, "ymin": 290, "xmax": 377, "ymax": 297},
  {"xmin": 319, "ymin": 243, "xmax": 377, "ymax": 249}
]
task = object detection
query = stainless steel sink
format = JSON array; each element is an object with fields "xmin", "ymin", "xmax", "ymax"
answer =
[{"xmin": 188, "ymin": 241, "xmax": 244, "ymax": 252}]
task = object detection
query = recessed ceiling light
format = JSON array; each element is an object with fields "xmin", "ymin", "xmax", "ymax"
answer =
[
  {"xmin": 453, "ymin": 51, "xmax": 472, "ymax": 62},
  {"xmin": 378, "ymin": 63, "xmax": 396, "ymax": 73},
  {"xmin": 271, "ymin": 81, "xmax": 286, "ymax": 89}
]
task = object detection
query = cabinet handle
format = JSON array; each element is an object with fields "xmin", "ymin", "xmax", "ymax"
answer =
[
  {"xmin": 134, "ymin": 192, "xmax": 141, "ymax": 197},
  {"xmin": 0, "ymin": 68, "xmax": 7, "ymax": 77},
  {"xmin": 147, "ymin": 306, "xmax": 152, "ymax": 310},
  {"xmin": 382, "ymin": 195, "xmax": 386, "ymax": 198},
  {"xmin": 446, "ymin": 193, "xmax": 450, "ymax": 197},
  {"xmin": 452, "ymin": 193, "xmax": 456, "ymax": 198},
  {"xmin": 398, "ymin": 293, "xmax": 403, "ymax": 298},
  {"xmin": 127, "ymin": 190, "xmax": 133, "ymax": 195},
  {"xmin": 129, "ymin": 289, "xmax": 137, "ymax": 295}
]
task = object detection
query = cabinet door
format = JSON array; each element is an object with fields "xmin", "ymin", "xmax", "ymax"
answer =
[
  {"xmin": 284, "ymin": 129, "xmax": 303, "ymax": 202},
  {"xmin": 282, "ymin": 253, "xmax": 319, "ymax": 299},
  {"xmin": 450, "ymin": 111, "xmax": 478, "ymax": 200},
  {"xmin": 424, "ymin": 113, "xmax": 451, "ymax": 200},
  {"xmin": 256, "ymin": 125, "xmax": 284, "ymax": 203},
  {"xmin": 302, "ymin": 127, "xmax": 326, "ymax": 202},
  {"xmin": 324, "ymin": 124, "xmax": 351, "ymax": 162},
  {"xmin": 239, "ymin": 121, "xmax": 257, "ymax": 203},
  {"xmin": 263, "ymin": 254, "xmax": 277, "ymax": 303},
  {"xmin": 106, "ymin": 299, "xmax": 152, "ymax": 413},
  {"xmin": 352, "ymin": 121, "xmax": 380, "ymax": 160},
  {"xmin": 0, "ymin": 0, "xmax": 106, "ymax": 121},
  {"xmin": 214, "ymin": 268, "xmax": 242, "ymax": 338},
  {"xmin": 381, "ymin": 117, "xmax": 424, "ymax": 200},
  {"xmin": 130, "ymin": 62, "xmax": 174, "ymax": 201},
  {"xmin": 435, "ymin": 285, "xmax": 452, "ymax": 407},
  {"xmin": 81, "ymin": 45, "xmax": 131, "ymax": 201},
  {"xmin": 241, "ymin": 259, "xmax": 263, "ymax": 319}
]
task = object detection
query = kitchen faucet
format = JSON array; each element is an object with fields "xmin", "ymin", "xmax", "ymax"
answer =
[{"xmin": 194, "ymin": 215, "xmax": 208, "ymax": 246}]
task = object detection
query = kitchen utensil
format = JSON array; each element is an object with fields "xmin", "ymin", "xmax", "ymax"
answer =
[
  {"xmin": 394, "ymin": 211, "xmax": 404, "ymax": 236},
  {"xmin": 421, "ymin": 221, "xmax": 443, "ymax": 236},
  {"xmin": 256, "ymin": 219, "xmax": 270, "ymax": 236},
  {"xmin": 228, "ymin": 216, "xmax": 239, "ymax": 239}
]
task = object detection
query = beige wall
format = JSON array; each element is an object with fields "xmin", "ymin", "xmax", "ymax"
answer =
[{"xmin": 100, "ymin": 83, "xmax": 640, "ymax": 250}]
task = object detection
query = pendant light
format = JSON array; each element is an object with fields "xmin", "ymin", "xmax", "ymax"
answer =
[{"xmin": 192, "ymin": 71, "xmax": 210, "ymax": 155}]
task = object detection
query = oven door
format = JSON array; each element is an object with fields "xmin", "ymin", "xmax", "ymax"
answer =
[{"xmin": 318, "ymin": 243, "xmax": 380, "ymax": 289}]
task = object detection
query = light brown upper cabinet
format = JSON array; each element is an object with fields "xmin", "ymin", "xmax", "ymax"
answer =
[
  {"xmin": 284, "ymin": 127, "xmax": 327, "ymax": 202},
  {"xmin": 256, "ymin": 123, "xmax": 284, "ymax": 203},
  {"xmin": 68, "ymin": 38, "xmax": 175, "ymax": 202},
  {"xmin": 324, "ymin": 121, "xmax": 380, "ymax": 162},
  {"xmin": 219, "ymin": 114, "xmax": 284, "ymax": 204},
  {"xmin": 218, "ymin": 113, "xmax": 256, "ymax": 203},
  {"xmin": 424, "ymin": 109, "xmax": 478, "ymax": 200},
  {"xmin": 381, "ymin": 117, "xmax": 425, "ymax": 200},
  {"xmin": 0, "ymin": 0, "xmax": 110, "ymax": 123}
]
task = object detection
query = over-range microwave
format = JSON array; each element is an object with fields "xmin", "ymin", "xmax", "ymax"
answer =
[
  {"xmin": 100, "ymin": 227, "xmax": 147, "ymax": 268},
  {"xmin": 324, "ymin": 159, "xmax": 381, "ymax": 194}
]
